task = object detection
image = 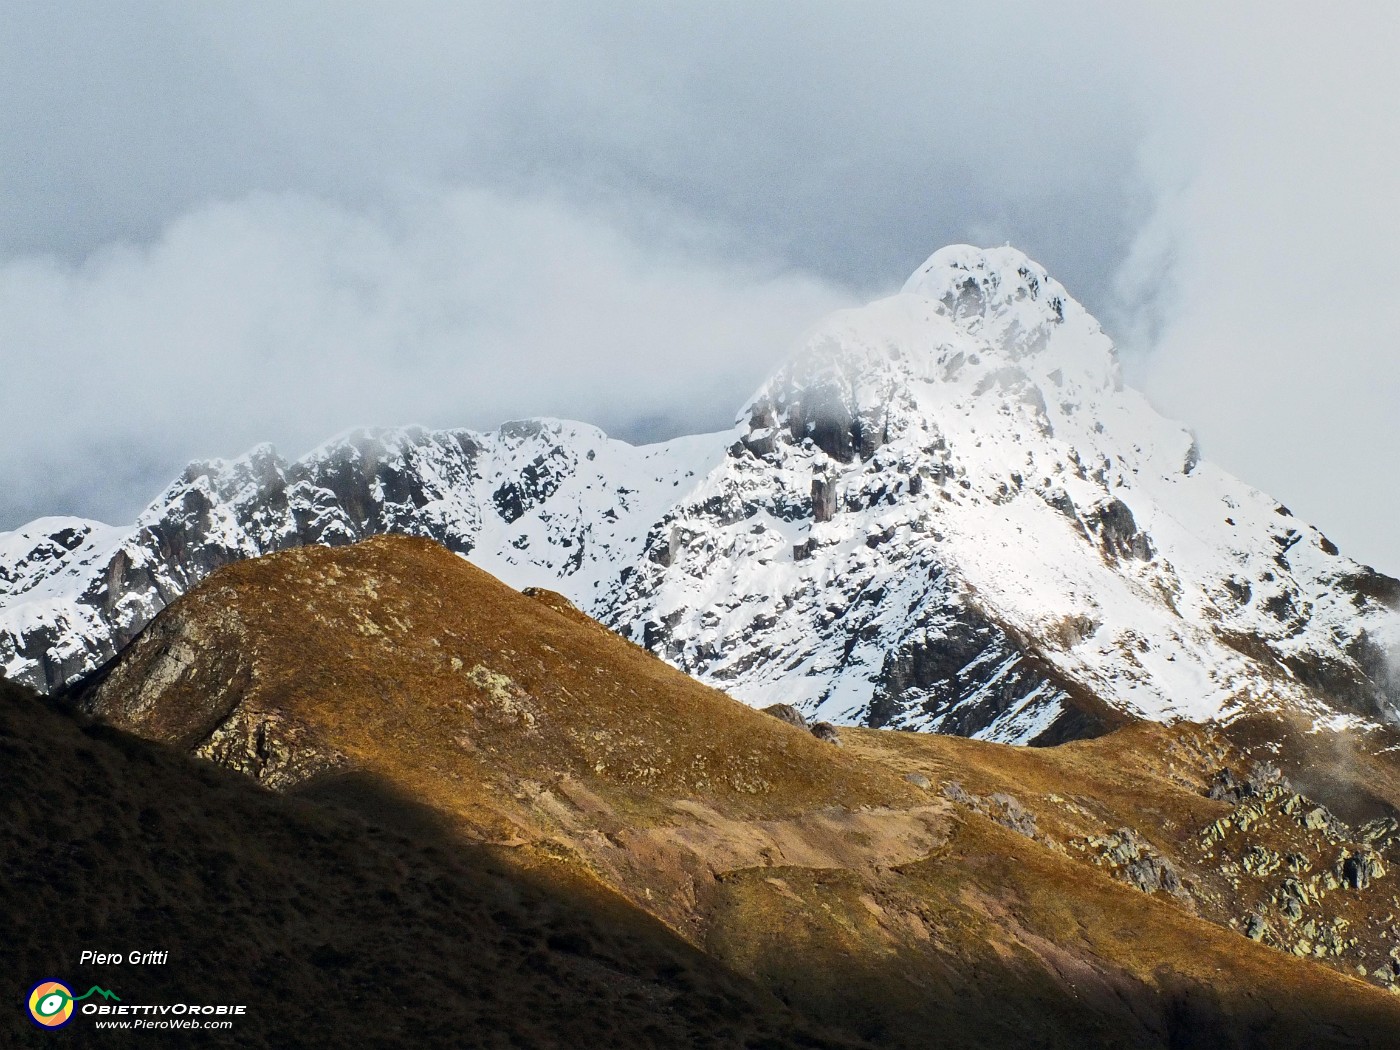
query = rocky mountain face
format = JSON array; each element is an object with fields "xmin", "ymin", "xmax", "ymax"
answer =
[{"xmin": 4, "ymin": 246, "xmax": 1398, "ymax": 744}]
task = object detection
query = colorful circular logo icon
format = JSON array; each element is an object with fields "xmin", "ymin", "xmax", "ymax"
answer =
[{"xmin": 27, "ymin": 981, "xmax": 75, "ymax": 1029}]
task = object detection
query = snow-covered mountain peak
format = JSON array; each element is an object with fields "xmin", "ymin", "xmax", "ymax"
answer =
[
  {"xmin": 608, "ymin": 246, "xmax": 1400, "ymax": 741},
  {"xmin": 901, "ymin": 243, "xmax": 1066, "ymax": 333},
  {"xmin": 736, "ymin": 245, "xmax": 1135, "ymax": 476},
  {"xmin": 903, "ymin": 242, "xmax": 1047, "ymax": 296},
  {"xmin": 901, "ymin": 243, "xmax": 1119, "ymax": 390}
]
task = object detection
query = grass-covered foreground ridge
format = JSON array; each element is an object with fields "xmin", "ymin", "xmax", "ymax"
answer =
[{"xmin": 5, "ymin": 535, "xmax": 1399, "ymax": 1047}]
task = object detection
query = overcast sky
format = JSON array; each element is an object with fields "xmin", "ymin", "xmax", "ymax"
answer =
[{"xmin": 2, "ymin": 3, "xmax": 1398, "ymax": 571}]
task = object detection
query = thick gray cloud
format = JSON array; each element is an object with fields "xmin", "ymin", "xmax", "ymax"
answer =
[
  {"xmin": 1, "ymin": 3, "xmax": 1397, "ymax": 573},
  {"xmin": 1, "ymin": 2, "xmax": 1144, "ymax": 292},
  {"xmin": 0, "ymin": 2, "xmax": 1146, "ymax": 520}
]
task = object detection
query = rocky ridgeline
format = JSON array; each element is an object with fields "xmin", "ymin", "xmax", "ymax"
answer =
[
  {"xmin": 0, "ymin": 422, "xmax": 707, "ymax": 694},
  {"xmin": 938, "ymin": 781, "xmax": 1193, "ymax": 902},
  {"xmin": 932, "ymin": 773, "xmax": 1205, "ymax": 930},
  {"xmin": 928, "ymin": 744, "xmax": 1400, "ymax": 992},
  {"xmin": 940, "ymin": 781, "xmax": 1040, "ymax": 839}
]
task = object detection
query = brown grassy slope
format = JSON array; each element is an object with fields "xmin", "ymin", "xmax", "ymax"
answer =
[
  {"xmin": 87, "ymin": 536, "xmax": 918, "ymax": 821},
  {"xmin": 86, "ymin": 535, "xmax": 944, "ymax": 943},
  {"xmin": 707, "ymin": 818, "xmax": 1400, "ymax": 1049},
  {"xmin": 848, "ymin": 719, "xmax": 1232, "ymax": 851},
  {"xmin": 80, "ymin": 535, "xmax": 1400, "ymax": 1047},
  {"xmin": 0, "ymin": 676, "xmax": 857, "ymax": 1050}
]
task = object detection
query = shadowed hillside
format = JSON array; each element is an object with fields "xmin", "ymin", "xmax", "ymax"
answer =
[
  {"xmin": 40, "ymin": 535, "xmax": 1400, "ymax": 1046},
  {"xmin": 0, "ymin": 676, "xmax": 862, "ymax": 1048}
]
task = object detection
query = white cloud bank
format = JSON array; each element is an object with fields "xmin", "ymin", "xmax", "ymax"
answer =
[{"xmin": 0, "ymin": 189, "xmax": 848, "ymax": 524}]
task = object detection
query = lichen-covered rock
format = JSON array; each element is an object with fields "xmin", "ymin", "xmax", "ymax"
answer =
[
  {"xmin": 196, "ymin": 707, "xmax": 347, "ymax": 791},
  {"xmin": 1080, "ymin": 827, "xmax": 1188, "ymax": 899},
  {"xmin": 1304, "ymin": 807, "xmax": 1333, "ymax": 831},
  {"xmin": 941, "ymin": 781, "xmax": 976, "ymax": 807},
  {"xmin": 1242, "ymin": 846, "xmax": 1282, "ymax": 877},
  {"xmin": 1360, "ymin": 817, "xmax": 1400, "ymax": 853},
  {"xmin": 987, "ymin": 793, "xmax": 1038, "ymax": 838},
  {"xmin": 810, "ymin": 721, "xmax": 843, "ymax": 746},
  {"xmin": 1243, "ymin": 913, "xmax": 1273, "ymax": 942},
  {"xmin": 1208, "ymin": 761, "xmax": 1290, "ymax": 803},
  {"xmin": 1208, "ymin": 768, "xmax": 1247, "ymax": 804},
  {"xmin": 938, "ymin": 782, "xmax": 1039, "ymax": 840},
  {"xmin": 1339, "ymin": 850, "xmax": 1386, "ymax": 891},
  {"xmin": 762, "ymin": 703, "xmax": 811, "ymax": 730}
]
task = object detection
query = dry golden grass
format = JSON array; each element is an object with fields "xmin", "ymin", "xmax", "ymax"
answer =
[
  {"xmin": 75, "ymin": 535, "xmax": 1400, "ymax": 1047},
  {"xmin": 93, "ymin": 536, "xmax": 917, "ymax": 824}
]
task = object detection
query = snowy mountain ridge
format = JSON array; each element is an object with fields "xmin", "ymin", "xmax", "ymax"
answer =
[
  {"xmin": 4, "ymin": 245, "xmax": 1397, "ymax": 743},
  {"xmin": 0, "ymin": 421, "xmax": 719, "ymax": 690}
]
